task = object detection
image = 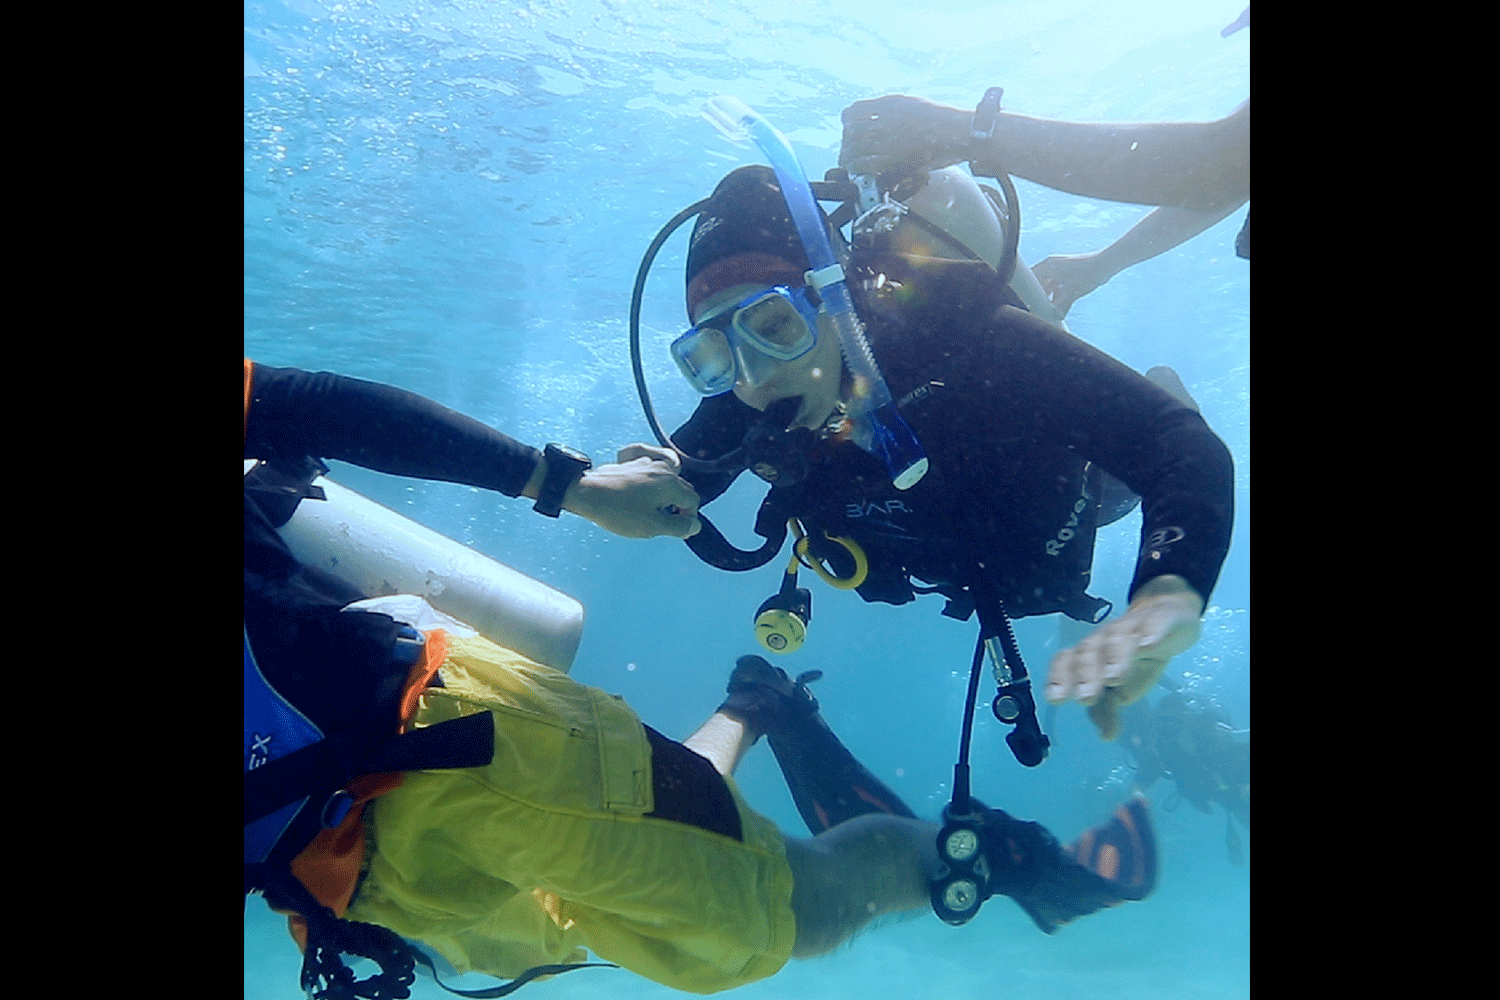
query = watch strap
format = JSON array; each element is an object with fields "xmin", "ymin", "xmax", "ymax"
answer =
[{"xmin": 533, "ymin": 443, "xmax": 591, "ymax": 518}]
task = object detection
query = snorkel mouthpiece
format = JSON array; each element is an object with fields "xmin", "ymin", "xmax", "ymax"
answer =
[{"xmin": 703, "ymin": 95, "xmax": 929, "ymax": 490}]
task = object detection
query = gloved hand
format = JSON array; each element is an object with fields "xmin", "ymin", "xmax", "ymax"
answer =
[{"xmin": 839, "ymin": 95, "xmax": 977, "ymax": 177}]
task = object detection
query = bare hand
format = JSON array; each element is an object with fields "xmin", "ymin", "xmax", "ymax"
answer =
[
  {"xmin": 565, "ymin": 443, "xmax": 702, "ymax": 540},
  {"xmin": 1030, "ymin": 253, "xmax": 1110, "ymax": 319},
  {"xmin": 839, "ymin": 95, "xmax": 974, "ymax": 177},
  {"xmin": 1045, "ymin": 576, "xmax": 1204, "ymax": 740}
]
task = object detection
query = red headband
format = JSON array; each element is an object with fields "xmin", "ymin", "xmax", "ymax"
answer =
[{"xmin": 686, "ymin": 252, "xmax": 806, "ymax": 319}]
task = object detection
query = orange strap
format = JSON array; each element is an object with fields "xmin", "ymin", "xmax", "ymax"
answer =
[
  {"xmin": 282, "ymin": 629, "xmax": 451, "ymax": 942},
  {"xmin": 399, "ymin": 629, "xmax": 448, "ymax": 725},
  {"xmin": 244, "ymin": 358, "xmax": 255, "ymax": 443}
]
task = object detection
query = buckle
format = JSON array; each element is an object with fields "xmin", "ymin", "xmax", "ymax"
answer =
[{"xmin": 391, "ymin": 625, "xmax": 426, "ymax": 668}]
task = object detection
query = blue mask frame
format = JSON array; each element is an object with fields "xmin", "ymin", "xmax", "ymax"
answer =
[{"xmin": 671, "ymin": 284, "xmax": 821, "ymax": 395}]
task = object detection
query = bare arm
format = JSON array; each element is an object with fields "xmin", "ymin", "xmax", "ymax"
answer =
[
  {"xmin": 841, "ymin": 96, "xmax": 1249, "ymax": 211},
  {"xmin": 988, "ymin": 101, "xmax": 1249, "ymax": 210},
  {"xmin": 1034, "ymin": 198, "xmax": 1249, "ymax": 316}
]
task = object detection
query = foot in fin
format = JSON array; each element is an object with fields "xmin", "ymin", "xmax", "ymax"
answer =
[
  {"xmin": 972, "ymin": 793, "xmax": 1158, "ymax": 934},
  {"xmin": 722, "ymin": 655, "xmax": 915, "ymax": 836},
  {"xmin": 718, "ymin": 654, "xmax": 823, "ymax": 737},
  {"xmin": 1062, "ymin": 793, "xmax": 1158, "ymax": 903}
]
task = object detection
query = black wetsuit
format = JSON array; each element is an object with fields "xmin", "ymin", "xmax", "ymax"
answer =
[
  {"xmin": 245, "ymin": 362, "xmax": 543, "ymax": 497},
  {"xmin": 672, "ymin": 254, "xmax": 1235, "ymax": 621}
]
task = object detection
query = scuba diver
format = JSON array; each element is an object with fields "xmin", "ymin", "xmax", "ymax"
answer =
[
  {"xmin": 1116, "ymin": 688, "xmax": 1250, "ymax": 865},
  {"xmin": 627, "ymin": 94, "xmax": 1233, "ymax": 923},
  {"xmin": 648, "ymin": 158, "xmax": 1235, "ymax": 746}
]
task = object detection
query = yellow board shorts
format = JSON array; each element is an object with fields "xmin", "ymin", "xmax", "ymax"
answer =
[{"xmin": 345, "ymin": 632, "xmax": 797, "ymax": 995}]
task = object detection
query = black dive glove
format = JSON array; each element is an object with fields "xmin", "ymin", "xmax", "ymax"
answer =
[{"xmin": 839, "ymin": 95, "xmax": 979, "ymax": 176}]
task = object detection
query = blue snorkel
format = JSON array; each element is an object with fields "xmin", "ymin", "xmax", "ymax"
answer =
[{"xmin": 702, "ymin": 96, "xmax": 929, "ymax": 490}]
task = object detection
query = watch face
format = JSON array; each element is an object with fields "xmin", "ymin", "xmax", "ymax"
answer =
[{"xmin": 547, "ymin": 443, "xmax": 591, "ymax": 466}]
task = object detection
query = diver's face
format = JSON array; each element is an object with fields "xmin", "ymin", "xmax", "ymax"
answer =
[{"xmin": 691, "ymin": 282, "xmax": 844, "ymax": 429}]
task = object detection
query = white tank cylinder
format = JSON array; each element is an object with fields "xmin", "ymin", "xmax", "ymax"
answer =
[
  {"xmin": 1008, "ymin": 254, "xmax": 1072, "ymax": 334},
  {"xmin": 893, "ymin": 166, "xmax": 1073, "ymax": 333},
  {"xmin": 247, "ymin": 461, "xmax": 585, "ymax": 672}
]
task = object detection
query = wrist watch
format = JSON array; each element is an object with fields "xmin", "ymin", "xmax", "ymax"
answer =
[
  {"xmin": 970, "ymin": 86, "xmax": 1004, "ymax": 139},
  {"xmin": 533, "ymin": 443, "xmax": 592, "ymax": 518}
]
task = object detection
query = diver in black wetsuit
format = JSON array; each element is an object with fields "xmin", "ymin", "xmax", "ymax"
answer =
[
  {"xmin": 1117, "ymin": 690, "xmax": 1250, "ymax": 864},
  {"xmin": 668, "ymin": 165, "xmax": 1235, "ymax": 743}
]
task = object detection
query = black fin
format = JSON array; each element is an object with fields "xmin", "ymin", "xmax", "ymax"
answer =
[
  {"xmin": 764, "ymin": 695, "xmax": 916, "ymax": 835},
  {"xmin": 988, "ymin": 794, "xmax": 1159, "ymax": 935},
  {"xmin": 721, "ymin": 655, "xmax": 916, "ymax": 835}
]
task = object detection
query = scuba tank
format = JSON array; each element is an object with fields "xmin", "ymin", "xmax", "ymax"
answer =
[{"xmin": 246, "ymin": 458, "xmax": 585, "ymax": 673}]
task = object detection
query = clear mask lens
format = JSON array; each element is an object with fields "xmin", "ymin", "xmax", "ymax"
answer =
[
  {"xmin": 733, "ymin": 290, "xmax": 815, "ymax": 358},
  {"xmin": 670, "ymin": 326, "xmax": 736, "ymax": 395}
]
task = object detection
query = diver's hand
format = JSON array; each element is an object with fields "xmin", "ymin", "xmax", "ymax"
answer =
[
  {"xmin": 564, "ymin": 443, "xmax": 702, "ymax": 539},
  {"xmin": 1030, "ymin": 253, "xmax": 1111, "ymax": 319},
  {"xmin": 1045, "ymin": 575, "xmax": 1204, "ymax": 741},
  {"xmin": 839, "ymin": 95, "xmax": 975, "ymax": 176}
]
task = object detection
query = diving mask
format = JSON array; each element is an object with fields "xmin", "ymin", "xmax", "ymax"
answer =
[{"xmin": 671, "ymin": 284, "xmax": 821, "ymax": 396}]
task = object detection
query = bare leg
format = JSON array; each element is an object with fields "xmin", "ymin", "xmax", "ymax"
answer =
[
  {"xmin": 686, "ymin": 670, "xmax": 939, "ymax": 953},
  {"xmin": 686, "ymin": 659, "xmax": 1155, "ymax": 954},
  {"xmin": 682, "ymin": 710, "xmax": 761, "ymax": 778},
  {"xmin": 782, "ymin": 814, "xmax": 942, "ymax": 958}
]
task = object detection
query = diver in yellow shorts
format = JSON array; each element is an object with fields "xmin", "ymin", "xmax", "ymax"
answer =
[
  {"xmin": 244, "ymin": 361, "xmax": 1157, "ymax": 998},
  {"xmin": 343, "ymin": 616, "xmax": 1156, "ymax": 995}
]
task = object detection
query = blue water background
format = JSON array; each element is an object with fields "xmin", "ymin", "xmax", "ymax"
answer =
[{"xmin": 245, "ymin": 1, "xmax": 1249, "ymax": 996}]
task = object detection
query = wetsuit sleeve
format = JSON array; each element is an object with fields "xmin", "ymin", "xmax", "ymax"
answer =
[
  {"xmin": 987, "ymin": 308, "xmax": 1234, "ymax": 606},
  {"xmin": 244, "ymin": 362, "xmax": 541, "ymax": 496},
  {"xmin": 670, "ymin": 392, "xmax": 757, "ymax": 505}
]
